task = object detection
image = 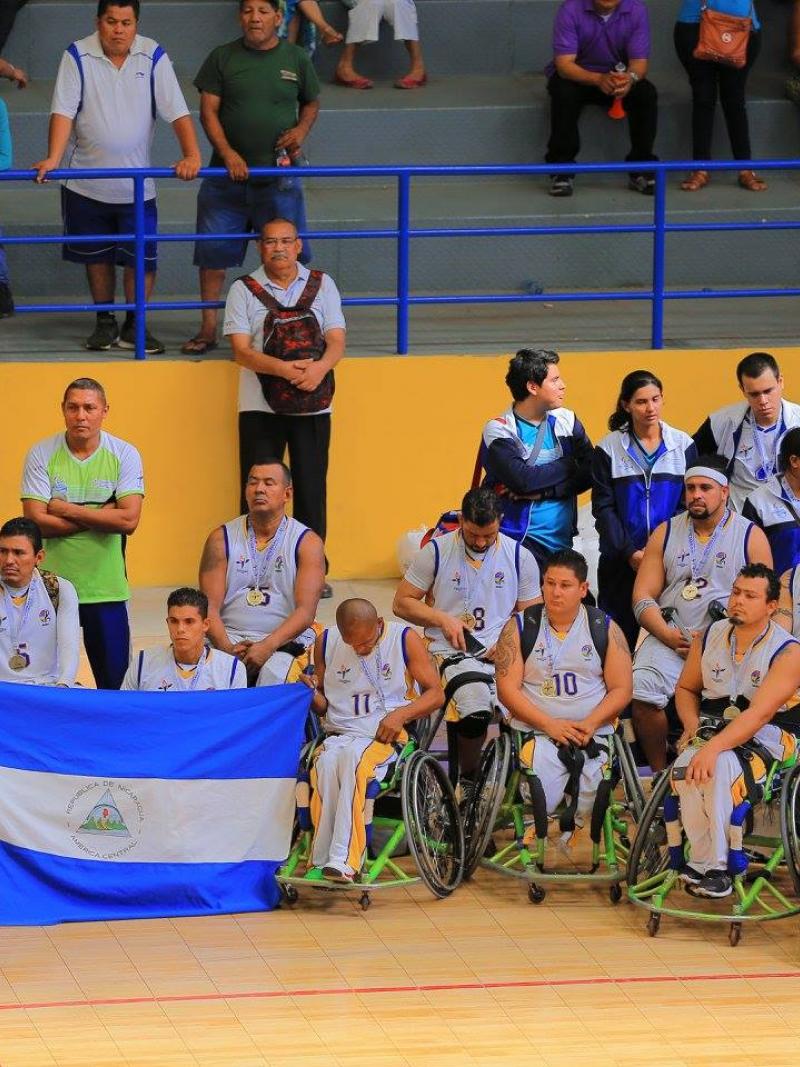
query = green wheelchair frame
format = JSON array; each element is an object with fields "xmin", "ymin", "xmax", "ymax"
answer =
[
  {"xmin": 627, "ymin": 741, "xmax": 800, "ymax": 945},
  {"xmin": 464, "ymin": 724, "xmax": 645, "ymax": 903},
  {"xmin": 277, "ymin": 725, "xmax": 465, "ymax": 910}
]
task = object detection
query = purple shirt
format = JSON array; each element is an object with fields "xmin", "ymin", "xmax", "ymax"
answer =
[{"xmin": 548, "ymin": 0, "xmax": 651, "ymax": 76}]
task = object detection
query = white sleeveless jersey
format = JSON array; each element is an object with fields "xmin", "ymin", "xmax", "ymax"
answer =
[
  {"xmin": 422, "ymin": 530, "xmax": 534, "ymax": 655},
  {"xmin": 122, "ymin": 644, "xmax": 247, "ymax": 691},
  {"xmin": 701, "ymin": 619, "xmax": 797, "ymax": 707},
  {"xmin": 322, "ymin": 621, "xmax": 416, "ymax": 738},
  {"xmin": 220, "ymin": 515, "xmax": 314, "ymax": 646},
  {"xmin": 660, "ymin": 510, "xmax": 753, "ymax": 631},
  {"xmin": 513, "ymin": 607, "xmax": 610, "ymax": 732},
  {"xmin": 0, "ymin": 571, "xmax": 79, "ymax": 686}
]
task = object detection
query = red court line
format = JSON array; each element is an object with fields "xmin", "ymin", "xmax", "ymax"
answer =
[{"xmin": 1, "ymin": 970, "xmax": 799, "ymax": 1013}]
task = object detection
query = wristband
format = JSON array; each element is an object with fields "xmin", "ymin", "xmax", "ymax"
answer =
[{"xmin": 633, "ymin": 597, "xmax": 658, "ymax": 623}]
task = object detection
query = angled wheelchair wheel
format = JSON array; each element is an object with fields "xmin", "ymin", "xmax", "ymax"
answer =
[
  {"xmin": 462, "ymin": 731, "xmax": 512, "ymax": 879},
  {"xmin": 627, "ymin": 769, "xmax": 672, "ymax": 887},
  {"xmin": 780, "ymin": 761, "xmax": 800, "ymax": 897},
  {"xmin": 614, "ymin": 729, "xmax": 645, "ymax": 824},
  {"xmin": 401, "ymin": 749, "xmax": 465, "ymax": 897}
]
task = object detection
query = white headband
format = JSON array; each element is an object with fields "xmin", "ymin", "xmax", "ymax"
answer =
[{"xmin": 685, "ymin": 466, "xmax": 729, "ymax": 487}]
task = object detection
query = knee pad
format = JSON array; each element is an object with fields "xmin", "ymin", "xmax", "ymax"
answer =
[{"xmin": 456, "ymin": 710, "xmax": 492, "ymax": 739}]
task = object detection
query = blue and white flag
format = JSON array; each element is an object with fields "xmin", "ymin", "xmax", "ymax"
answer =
[{"xmin": 0, "ymin": 681, "xmax": 310, "ymax": 925}]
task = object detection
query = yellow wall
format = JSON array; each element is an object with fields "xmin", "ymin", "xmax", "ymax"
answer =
[{"xmin": 1, "ymin": 347, "xmax": 796, "ymax": 584}]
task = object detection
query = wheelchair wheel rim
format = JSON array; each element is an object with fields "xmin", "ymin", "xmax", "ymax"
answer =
[
  {"xmin": 463, "ymin": 731, "xmax": 512, "ymax": 878},
  {"xmin": 402, "ymin": 750, "xmax": 465, "ymax": 897},
  {"xmin": 779, "ymin": 761, "xmax": 800, "ymax": 898},
  {"xmin": 627, "ymin": 768, "xmax": 672, "ymax": 886}
]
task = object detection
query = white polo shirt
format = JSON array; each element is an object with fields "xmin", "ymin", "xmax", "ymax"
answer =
[
  {"xmin": 51, "ymin": 32, "xmax": 190, "ymax": 204},
  {"xmin": 223, "ymin": 263, "xmax": 347, "ymax": 416}
]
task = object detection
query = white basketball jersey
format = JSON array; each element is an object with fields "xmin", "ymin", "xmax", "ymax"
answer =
[
  {"xmin": 661, "ymin": 511, "xmax": 753, "ymax": 631},
  {"xmin": 323, "ymin": 621, "xmax": 416, "ymax": 738},
  {"xmin": 0, "ymin": 572, "xmax": 69, "ymax": 686},
  {"xmin": 123, "ymin": 644, "xmax": 246, "ymax": 691},
  {"xmin": 221, "ymin": 515, "xmax": 314, "ymax": 645},
  {"xmin": 425, "ymin": 531, "xmax": 527, "ymax": 655},
  {"xmin": 513, "ymin": 607, "xmax": 610, "ymax": 732},
  {"xmin": 701, "ymin": 619, "xmax": 797, "ymax": 706}
]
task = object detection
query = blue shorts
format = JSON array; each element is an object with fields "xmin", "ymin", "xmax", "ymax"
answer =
[
  {"xmin": 61, "ymin": 187, "xmax": 158, "ymax": 268},
  {"xmin": 193, "ymin": 175, "xmax": 310, "ymax": 269}
]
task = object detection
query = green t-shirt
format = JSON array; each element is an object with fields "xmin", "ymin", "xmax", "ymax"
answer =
[
  {"xmin": 21, "ymin": 431, "xmax": 145, "ymax": 604},
  {"xmin": 194, "ymin": 38, "xmax": 320, "ymax": 168}
]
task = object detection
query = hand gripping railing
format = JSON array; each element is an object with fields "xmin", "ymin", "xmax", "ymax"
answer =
[{"xmin": 4, "ymin": 160, "xmax": 800, "ymax": 358}]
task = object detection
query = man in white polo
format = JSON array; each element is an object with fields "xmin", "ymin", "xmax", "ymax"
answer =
[{"xmin": 33, "ymin": 0, "xmax": 201, "ymax": 354}]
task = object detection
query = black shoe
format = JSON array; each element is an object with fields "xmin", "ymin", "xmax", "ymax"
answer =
[
  {"xmin": 678, "ymin": 865, "xmax": 704, "ymax": 888},
  {"xmin": 628, "ymin": 175, "xmax": 655, "ymax": 195},
  {"xmin": 85, "ymin": 316, "xmax": 119, "ymax": 351},
  {"xmin": 0, "ymin": 282, "xmax": 14, "ymax": 317},
  {"xmin": 320, "ymin": 582, "xmax": 333, "ymax": 599},
  {"xmin": 117, "ymin": 320, "xmax": 165, "ymax": 355},
  {"xmin": 549, "ymin": 175, "xmax": 574, "ymax": 198},
  {"xmin": 687, "ymin": 870, "xmax": 733, "ymax": 898}
]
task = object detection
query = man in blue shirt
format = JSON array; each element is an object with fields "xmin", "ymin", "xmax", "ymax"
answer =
[{"xmin": 480, "ymin": 348, "xmax": 594, "ymax": 573}]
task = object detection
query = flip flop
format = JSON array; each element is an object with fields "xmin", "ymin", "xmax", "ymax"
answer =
[
  {"xmin": 180, "ymin": 335, "xmax": 218, "ymax": 355},
  {"xmin": 334, "ymin": 73, "xmax": 373, "ymax": 90},
  {"xmin": 394, "ymin": 73, "xmax": 427, "ymax": 89}
]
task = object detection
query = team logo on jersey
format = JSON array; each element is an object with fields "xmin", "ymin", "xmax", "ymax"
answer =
[
  {"xmin": 0, "ymin": 614, "xmax": 6, "ymax": 631},
  {"xmin": 450, "ymin": 572, "xmax": 462, "ymax": 588},
  {"xmin": 714, "ymin": 552, "xmax": 727, "ymax": 568},
  {"xmin": 534, "ymin": 645, "xmax": 546, "ymax": 660},
  {"xmin": 580, "ymin": 643, "xmax": 593, "ymax": 659},
  {"xmin": 738, "ymin": 444, "xmax": 754, "ymax": 459},
  {"xmin": 38, "ymin": 609, "xmax": 51, "ymax": 626},
  {"xmin": 711, "ymin": 662, "xmax": 727, "ymax": 680},
  {"xmin": 235, "ymin": 555, "xmax": 249, "ymax": 573},
  {"xmin": 66, "ymin": 783, "xmax": 144, "ymax": 861},
  {"xmin": 336, "ymin": 666, "xmax": 351, "ymax": 681},
  {"xmin": 52, "ymin": 477, "xmax": 68, "ymax": 495},
  {"xmin": 93, "ymin": 479, "xmax": 116, "ymax": 491},
  {"xmin": 677, "ymin": 550, "xmax": 690, "ymax": 565},
  {"xmin": 381, "ymin": 663, "xmax": 392, "ymax": 680},
  {"xmin": 157, "ymin": 679, "xmax": 174, "ymax": 691},
  {"xmin": 275, "ymin": 557, "xmax": 284, "ymax": 573},
  {"xmin": 751, "ymin": 670, "xmax": 761, "ymax": 686},
  {"xmin": 494, "ymin": 571, "xmax": 505, "ymax": 587}
]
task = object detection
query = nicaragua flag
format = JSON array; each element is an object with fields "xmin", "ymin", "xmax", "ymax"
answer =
[{"xmin": 0, "ymin": 680, "xmax": 310, "ymax": 925}]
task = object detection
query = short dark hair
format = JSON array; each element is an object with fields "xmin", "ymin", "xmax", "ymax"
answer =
[
  {"xmin": 505, "ymin": 348, "xmax": 560, "ymax": 402},
  {"xmin": 778, "ymin": 427, "xmax": 800, "ymax": 474},
  {"xmin": 0, "ymin": 517, "xmax": 43, "ymax": 554},
  {"xmin": 167, "ymin": 587, "xmax": 209, "ymax": 617},
  {"xmin": 461, "ymin": 487, "xmax": 502, "ymax": 527},
  {"xmin": 542, "ymin": 548, "xmax": 588, "ymax": 583},
  {"xmin": 247, "ymin": 458, "xmax": 292, "ymax": 486},
  {"xmin": 688, "ymin": 454, "xmax": 729, "ymax": 477},
  {"xmin": 736, "ymin": 352, "xmax": 780, "ymax": 384},
  {"xmin": 260, "ymin": 217, "xmax": 298, "ymax": 237},
  {"xmin": 97, "ymin": 0, "xmax": 139, "ymax": 19},
  {"xmin": 63, "ymin": 377, "xmax": 107, "ymax": 405},
  {"xmin": 608, "ymin": 369, "xmax": 663, "ymax": 432},
  {"xmin": 737, "ymin": 563, "xmax": 780, "ymax": 604},
  {"xmin": 239, "ymin": 0, "xmax": 280, "ymax": 10}
]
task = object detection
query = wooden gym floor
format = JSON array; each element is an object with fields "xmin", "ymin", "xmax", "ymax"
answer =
[{"xmin": 3, "ymin": 582, "xmax": 799, "ymax": 1067}]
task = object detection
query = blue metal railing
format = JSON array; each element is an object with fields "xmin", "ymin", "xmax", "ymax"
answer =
[{"xmin": 5, "ymin": 160, "xmax": 800, "ymax": 358}]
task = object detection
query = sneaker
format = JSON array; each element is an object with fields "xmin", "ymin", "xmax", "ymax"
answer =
[
  {"xmin": 687, "ymin": 870, "xmax": 733, "ymax": 898},
  {"xmin": 117, "ymin": 320, "xmax": 165, "ymax": 355},
  {"xmin": 549, "ymin": 175, "xmax": 574, "ymax": 198},
  {"xmin": 322, "ymin": 865, "xmax": 354, "ymax": 883},
  {"xmin": 678, "ymin": 865, "xmax": 704, "ymax": 888},
  {"xmin": 0, "ymin": 282, "xmax": 14, "ymax": 317},
  {"xmin": 628, "ymin": 175, "xmax": 655, "ymax": 195},
  {"xmin": 85, "ymin": 316, "xmax": 119, "ymax": 351}
]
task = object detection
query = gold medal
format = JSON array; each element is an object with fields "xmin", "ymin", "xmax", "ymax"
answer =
[
  {"xmin": 540, "ymin": 679, "xmax": 557, "ymax": 698},
  {"xmin": 246, "ymin": 588, "xmax": 266, "ymax": 607},
  {"xmin": 723, "ymin": 704, "xmax": 740, "ymax": 721},
  {"xmin": 461, "ymin": 611, "xmax": 477, "ymax": 631},
  {"xmin": 682, "ymin": 582, "xmax": 700, "ymax": 601},
  {"xmin": 8, "ymin": 653, "xmax": 26, "ymax": 671}
]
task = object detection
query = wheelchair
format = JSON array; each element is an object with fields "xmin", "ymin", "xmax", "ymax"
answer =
[
  {"xmin": 627, "ymin": 716, "xmax": 800, "ymax": 945},
  {"xmin": 276, "ymin": 713, "xmax": 465, "ymax": 909},
  {"xmin": 462, "ymin": 722, "xmax": 645, "ymax": 902}
]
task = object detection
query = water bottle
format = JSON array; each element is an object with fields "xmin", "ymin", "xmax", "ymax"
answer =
[
  {"xmin": 275, "ymin": 146, "xmax": 293, "ymax": 191},
  {"xmin": 608, "ymin": 63, "xmax": 627, "ymax": 119}
]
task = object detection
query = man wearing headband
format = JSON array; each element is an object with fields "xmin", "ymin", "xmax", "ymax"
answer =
[
  {"xmin": 693, "ymin": 352, "xmax": 800, "ymax": 511},
  {"xmin": 630, "ymin": 456, "xmax": 771, "ymax": 771},
  {"xmin": 198, "ymin": 458, "xmax": 325, "ymax": 686},
  {"xmin": 670, "ymin": 564, "xmax": 800, "ymax": 899}
]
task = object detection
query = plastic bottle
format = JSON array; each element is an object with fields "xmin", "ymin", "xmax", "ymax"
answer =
[{"xmin": 608, "ymin": 63, "xmax": 627, "ymax": 119}]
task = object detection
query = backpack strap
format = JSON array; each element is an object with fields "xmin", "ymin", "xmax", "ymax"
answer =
[
  {"xmin": 295, "ymin": 270, "xmax": 323, "ymax": 310},
  {"xmin": 584, "ymin": 605, "xmax": 611, "ymax": 665},
  {"xmin": 38, "ymin": 570, "xmax": 60, "ymax": 613},
  {"xmin": 519, "ymin": 603, "xmax": 610, "ymax": 663},
  {"xmin": 238, "ymin": 274, "xmax": 283, "ymax": 314},
  {"xmin": 150, "ymin": 44, "xmax": 165, "ymax": 121},
  {"xmin": 67, "ymin": 42, "xmax": 84, "ymax": 115}
]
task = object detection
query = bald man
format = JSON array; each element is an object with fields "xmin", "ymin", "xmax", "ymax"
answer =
[{"xmin": 302, "ymin": 598, "xmax": 443, "ymax": 882}]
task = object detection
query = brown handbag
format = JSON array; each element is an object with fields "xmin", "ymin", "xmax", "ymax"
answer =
[{"xmin": 693, "ymin": 1, "xmax": 752, "ymax": 68}]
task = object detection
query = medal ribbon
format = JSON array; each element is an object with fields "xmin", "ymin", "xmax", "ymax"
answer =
[
  {"xmin": 357, "ymin": 629, "xmax": 387, "ymax": 715},
  {"xmin": 173, "ymin": 646, "xmax": 210, "ymax": 691},
  {"xmin": 728, "ymin": 624, "xmax": 769, "ymax": 704},
  {"xmin": 246, "ymin": 516, "xmax": 287, "ymax": 592},
  {"xmin": 2, "ymin": 572, "xmax": 38, "ymax": 655},
  {"xmin": 540, "ymin": 607, "xmax": 581, "ymax": 681},
  {"xmin": 750, "ymin": 415, "xmax": 781, "ymax": 482},
  {"xmin": 459, "ymin": 537, "xmax": 498, "ymax": 617},
  {"xmin": 686, "ymin": 512, "xmax": 728, "ymax": 584}
]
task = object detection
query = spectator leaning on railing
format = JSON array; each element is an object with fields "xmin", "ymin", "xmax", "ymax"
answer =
[{"xmin": 33, "ymin": 0, "xmax": 201, "ymax": 355}]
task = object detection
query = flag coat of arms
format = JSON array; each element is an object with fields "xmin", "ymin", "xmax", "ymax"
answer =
[{"xmin": 0, "ymin": 681, "xmax": 310, "ymax": 925}]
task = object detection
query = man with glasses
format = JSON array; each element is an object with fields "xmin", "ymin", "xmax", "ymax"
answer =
[{"xmin": 223, "ymin": 217, "xmax": 345, "ymax": 597}]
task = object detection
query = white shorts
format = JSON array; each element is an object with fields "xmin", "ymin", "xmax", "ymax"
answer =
[
  {"xmin": 346, "ymin": 0, "xmax": 419, "ymax": 43},
  {"xmin": 632, "ymin": 634, "xmax": 684, "ymax": 709}
]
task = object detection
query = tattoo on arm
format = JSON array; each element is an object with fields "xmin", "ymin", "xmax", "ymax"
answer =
[
  {"xmin": 609, "ymin": 621, "xmax": 630, "ymax": 655},
  {"xmin": 494, "ymin": 623, "xmax": 518, "ymax": 678},
  {"xmin": 199, "ymin": 530, "xmax": 224, "ymax": 575}
]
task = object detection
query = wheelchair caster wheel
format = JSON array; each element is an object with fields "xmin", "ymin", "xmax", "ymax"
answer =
[
  {"xmin": 528, "ymin": 884, "xmax": 546, "ymax": 905},
  {"xmin": 647, "ymin": 913, "xmax": 661, "ymax": 937},
  {"xmin": 609, "ymin": 883, "xmax": 623, "ymax": 904},
  {"xmin": 359, "ymin": 892, "xmax": 371, "ymax": 911},
  {"xmin": 729, "ymin": 922, "xmax": 742, "ymax": 947},
  {"xmin": 281, "ymin": 884, "xmax": 298, "ymax": 905}
]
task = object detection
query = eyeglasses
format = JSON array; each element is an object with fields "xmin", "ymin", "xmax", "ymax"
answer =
[{"xmin": 261, "ymin": 237, "xmax": 296, "ymax": 247}]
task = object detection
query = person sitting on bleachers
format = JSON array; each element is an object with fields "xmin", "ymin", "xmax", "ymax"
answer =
[{"xmin": 334, "ymin": 0, "xmax": 426, "ymax": 89}]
